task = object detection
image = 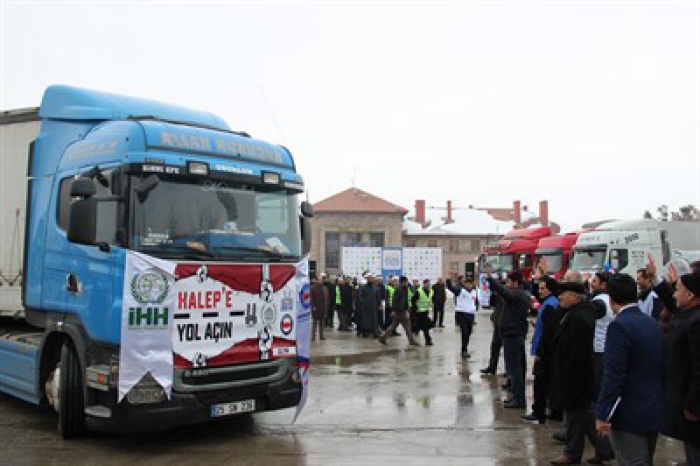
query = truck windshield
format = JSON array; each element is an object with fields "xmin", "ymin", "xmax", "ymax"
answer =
[
  {"xmin": 571, "ymin": 248, "xmax": 606, "ymax": 272},
  {"xmin": 538, "ymin": 253, "xmax": 564, "ymax": 273},
  {"xmin": 129, "ymin": 175, "xmax": 301, "ymax": 261},
  {"xmin": 483, "ymin": 253, "xmax": 514, "ymax": 272}
]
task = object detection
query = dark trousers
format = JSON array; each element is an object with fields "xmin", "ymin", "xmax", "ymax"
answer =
[
  {"xmin": 685, "ymin": 442, "xmax": 700, "ymax": 466},
  {"xmin": 532, "ymin": 358, "xmax": 548, "ymax": 421},
  {"xmin": 502, "ymin": 334, "xmax": 526, "ymax": 405},
  {"xmin": 455, "ymin": 312, "xmax": 475, "ymax": 353},
  {"xmin": 325, "ymin": 304, "xmax": 336, "ymax": 327},
  {"xmin": 487, "ymin": 324, "xmax": 502, "ymax": 372},
  {"xmin": 338, "ymin": 306, "xmax": 352, "ymax": 330},
  {"xmin": 384, "ymin": 307, "xmax": 393, "ymax": 330},
  {"xmin": 610, "ymin": 430, "xmax": 657, "ymax": 465},
  {"xmin": 381, "ymin": 310, "xmax": 417, "ymax": 344},
  {"xmin": 433, "ymin": 302, "xmax": 445, "ymax": 326},
  {"xmin": 415, "ymin": 312, "xmax": 433, "ymax": 343},
  {"xmin": 564, "ymin": 406, "xmax": 615, "ymax": 461}
]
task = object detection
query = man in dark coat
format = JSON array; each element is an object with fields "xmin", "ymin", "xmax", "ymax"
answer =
[
  {"xmin": 357, "ymin": 273, "xmax": 381, "ymax": 338},
  {"xmin": 550, "ymin": 282, "xmax": 597, "ymax": 465},
  {"xmin": 485, "ymin": 266, "xmax": 530, "ymax": 409},
  {"xmin": 310, "ymin": 276, "xmax": 329, "ymax": 341},
  {"xmin": 432, "ymin": 278, "xmax": 447, "ymax": 328},
  {"xmin": 664, "ymin": 272, "xmax": 700, "ymax": 465},
  {"xmin": 379, "ymin": 276, "xmax": 420, "ymax": 346},
  {"xmin": 323, "ymin": 274, "xmax": 337, "ymax": 329}
]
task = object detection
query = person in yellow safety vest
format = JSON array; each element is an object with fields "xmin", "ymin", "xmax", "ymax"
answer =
[
  {"xmin": 383, "ymin": 277, "xmax": 400, "ymax": 336},
  {"xmin": 411, "ymin": 279, "xmax": 435, "ymax": 345},
  {"xmin": 409, "ymin": 279, "xmax": 420, "ymax": 335}
]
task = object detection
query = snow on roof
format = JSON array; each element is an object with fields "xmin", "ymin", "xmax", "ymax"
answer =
[{"xmin": 404, "ymin": 207, "xmax": 516, "ymax": 236}]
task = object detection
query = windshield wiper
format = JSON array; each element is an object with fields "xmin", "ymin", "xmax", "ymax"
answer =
[{"xmin": 217, "ymin": 246, "xmax": 292, "ymax": 258}]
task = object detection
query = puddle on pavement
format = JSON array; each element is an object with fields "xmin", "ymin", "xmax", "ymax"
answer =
[{"xmin": 312, "ymin": 349, "xmax": 403, "ymax": 366}]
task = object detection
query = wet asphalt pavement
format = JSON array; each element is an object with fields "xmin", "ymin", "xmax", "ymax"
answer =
[{"xmin": 0, "ymin": 308, "xmax": 686, "ymax": 465}]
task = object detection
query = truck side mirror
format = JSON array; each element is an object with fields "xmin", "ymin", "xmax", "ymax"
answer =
[
  {"xmin": 300, "ymin": 216, "xmax": 312, "ymax": 255},
  {"xmin": 70, "ymin": 178, "xmax": 96, "ymax": 198},
  {"xmin": 68, "ymin": 179, "xmax": 97, "ymax": 245},
  {"xmin": 301, "ymin": 201, "xmax": 314, "ymax": 218}
]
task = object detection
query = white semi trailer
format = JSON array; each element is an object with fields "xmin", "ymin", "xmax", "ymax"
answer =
[{"xmin": 571, "ymin": 219, "xmax": 700, "ymax": 275}]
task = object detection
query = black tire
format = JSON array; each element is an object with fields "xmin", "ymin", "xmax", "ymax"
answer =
[{"xmin": 58, "ymin": 341, "xmax": 85, "ymax": 439}]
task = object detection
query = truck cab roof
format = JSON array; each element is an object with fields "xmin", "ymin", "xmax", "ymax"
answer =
[{"xmin": 39, "ymin": 85, "xmax": 230, "ymax": 131}]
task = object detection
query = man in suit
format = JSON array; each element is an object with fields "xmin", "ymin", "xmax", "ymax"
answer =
[{"xmin": 595, "ymin": 274, "xmax": 665, "ymax": 466}]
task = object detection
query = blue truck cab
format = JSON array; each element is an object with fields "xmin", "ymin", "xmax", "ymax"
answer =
[{"xmin": 0, "ymin": 86, "xmax": 312, "ymax": 437}]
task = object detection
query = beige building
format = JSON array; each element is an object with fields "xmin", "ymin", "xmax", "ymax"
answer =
[{"xmin": 310, "ymin": 188, "xmax": 407, "ymax": 277}]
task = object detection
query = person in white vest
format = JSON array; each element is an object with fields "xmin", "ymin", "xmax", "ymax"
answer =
[{"xmin": 446, "ymin": 273, "xmax": 478, "ymax": 358}]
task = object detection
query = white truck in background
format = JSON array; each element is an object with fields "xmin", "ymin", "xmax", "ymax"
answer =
[{"xmin": 570, "ymin": 219, "xmax": 700, "ymax": 275}]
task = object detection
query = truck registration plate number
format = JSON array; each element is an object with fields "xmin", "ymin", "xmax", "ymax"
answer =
[{"xmin": 210, "ymin": 399, "xmax": 255, "ymax": 417}]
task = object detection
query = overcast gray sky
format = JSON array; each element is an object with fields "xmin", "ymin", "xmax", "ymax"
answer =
[{"xmin": 1, "ymin": 0, "xmax": 698, "ymax": 232}]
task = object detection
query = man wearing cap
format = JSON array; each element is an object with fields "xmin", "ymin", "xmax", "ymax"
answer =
[
  {"xmin": 594, "ymin": 274, "xmax": 664, "ymax": 466},
  {"xmin": 485, "ymin": 265, "xmax": 530, "ymax": 409},
  {"xmin": 663, "ymin": 272, "xmax": 700, "ymax": 465},
  {"xmin": 550, "ymin": 282, "xmax": 597, "ymax": 465}
]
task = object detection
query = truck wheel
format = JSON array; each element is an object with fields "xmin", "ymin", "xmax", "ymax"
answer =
[{"xmin": 58, "ymin": 341, "xmax": 85, "ymax": 439}]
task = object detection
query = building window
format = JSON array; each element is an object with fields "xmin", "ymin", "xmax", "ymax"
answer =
[
  {"xmin": 449, "ymin": 261, "xmax": 460, "ymax": 273},
  {"xmin": 448, "ymin": 239, "xmax": 459, "ymax": 253},
  {"xmin": 471, "ymin": 240, "xmax": 481, "ymax": 253},
  {"xmin": 343, "ymin": 232, "xmax": 363, "ymax": 247},
  {"xmin": 427, "ymin": 239, "xmax": 438, "ymax": 248},
  {"xmin": 405, "ymin": 240, "xmax": 417, "ymax": 248},
  {"xmin": 369, "ymin": 232, "xmax": 384, "ymax": 247},
  {"xmin": 326, "ymin": 232, "xmax": 340, "ymax": 269}
]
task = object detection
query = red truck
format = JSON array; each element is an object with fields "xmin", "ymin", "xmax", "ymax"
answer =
[
  {"xmin": 479, "ymin": 226, "xmax": 552, "ymax": 280},
  {"xmin": 534, "ymin": 231, "xmax": 587, "ymax": 280}
]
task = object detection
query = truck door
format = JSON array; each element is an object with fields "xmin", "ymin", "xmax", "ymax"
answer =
[{"xmin": 49, "ymin": 172, "xmax": 118, "ymax": 342}]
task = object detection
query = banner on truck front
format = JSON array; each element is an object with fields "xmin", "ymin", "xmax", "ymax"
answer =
[
  {"xmin": 119, "ymin": 251, "xmax": 310, "ymax": 414},
  {"xmin": 119, "ymin": 251, "xmax": 177, "ymax": 402}
]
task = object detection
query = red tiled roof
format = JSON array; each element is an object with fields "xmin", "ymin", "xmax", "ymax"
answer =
[{"xmin": 313, "ymin": 188, "xmax": 408, "ymax": 214}]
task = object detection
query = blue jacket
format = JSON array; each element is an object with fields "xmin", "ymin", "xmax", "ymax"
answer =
[
  {"xmin": 595, "ymin": 306, "xmax": 665, "ymax": 434},
  {"xmin": 531, "ymin": 295, "xmax": 558, "ymax": 356}
]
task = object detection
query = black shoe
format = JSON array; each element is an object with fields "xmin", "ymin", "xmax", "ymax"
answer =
[
  {"xmin": 547, "ymin": 412, "xmax": 564, "ymax": 422},
  {"xmin": 461, "ymin": 352, "xmax": 471, "ymax": 358},
  {"xmin": 439, "ymin": 324, "xmax": 445, "ymax": 328},
  {"xmin": 503, "ymin": 400, "xmax": 526, "ymax": 409},
  {"xmin": 552, "ymin": 431, "xmax": 566, "ymax": 444},
  {"xmin": 426, "ymin": 340, "xmax": 434, "ymax": 346},
  {"xmin": 378, "ymin": 338, "xmax": 387, "ymax": 345},
  {"xmin": 480, "ymin": 367, "xmax": 496, "ymax": 375},
  {"xmin": 521, "ymin": 413, "xmax": 545, "ymax": 424},
  {"xmin": 392, "ymin": 332, "xmax": 401, "ymax": 337}
]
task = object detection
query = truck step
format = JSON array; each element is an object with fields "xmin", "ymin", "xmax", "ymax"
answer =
[{"xmin": 85, "ymin": 405, "xmax": 111, "ymax": 418}]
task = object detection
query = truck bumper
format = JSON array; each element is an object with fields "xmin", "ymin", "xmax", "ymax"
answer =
[{"xmin": 86, "ymin": 363, "xmax": 302, "ymax": 433}]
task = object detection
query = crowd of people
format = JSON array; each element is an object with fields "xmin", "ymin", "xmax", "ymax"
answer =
[
  {"xmin": 480, "ymin": 257, "xmax": 700, "ymax": 466},
  {"xmin": 309, "ymin": 272, "xmax": 478, "ymax": 348},
  {"xmin": 307, "ymin": 256, "xmax": 700, "ymax": 466}
]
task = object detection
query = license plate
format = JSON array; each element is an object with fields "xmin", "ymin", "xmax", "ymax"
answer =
[{"xmin": 210, "ymin": 399, "xmax": 256, "ymax": 417}]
